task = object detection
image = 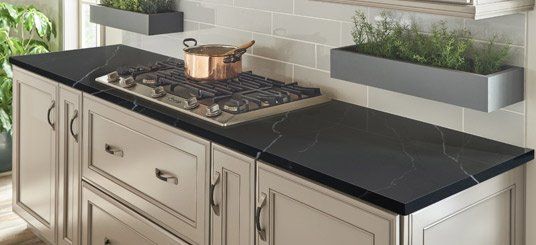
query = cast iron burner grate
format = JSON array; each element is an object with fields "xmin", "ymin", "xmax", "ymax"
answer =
[{"xmin": 116, "ymin": 59, "xmax": 321, "ymax": 115}]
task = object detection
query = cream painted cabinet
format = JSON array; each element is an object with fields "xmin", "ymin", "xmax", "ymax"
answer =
[
  {"xmin": 313, "ymin": 0, "xmax": 534, "ymax": 19},
  {"xmin": 256, "ymin": 162, "xmax": 399, "ymax": 245},
  {"xmin": 210, "ymin": 144, "xmax": 255, "ymax": 245},
  {"xmin": 58, "ymin": 86, "xmax": 83, "ymax": 245},
  {"xmin": 12, "ymin": 67, "xmax": 59, "ymax": 244},
  {"xmin": 82, "ymin": 95, "xmax": 210, "ymax": 245},
  {"xmin": 402, "ymin": 166, "xmax": 525, "ymax": 245},
  {"xmin": 81, "ymin": 183, "xmax": 189, "ymax": 245}
]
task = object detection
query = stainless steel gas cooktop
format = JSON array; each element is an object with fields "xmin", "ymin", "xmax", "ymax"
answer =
[{"xmin": 95, "ymin": 59, "xmax": 330, "ymax": 126}]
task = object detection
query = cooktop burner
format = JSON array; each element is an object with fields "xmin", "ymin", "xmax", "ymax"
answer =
[{"xmin": 95, "ymin": 59, "xmax": 330, "ymax": 126}]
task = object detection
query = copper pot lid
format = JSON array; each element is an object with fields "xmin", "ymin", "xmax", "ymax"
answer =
[{"xmin": 182, "ymin": 38, "xmax": 255, "ymax": 57}]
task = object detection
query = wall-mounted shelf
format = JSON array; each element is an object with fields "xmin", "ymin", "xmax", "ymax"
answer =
[
  {"xmin": 313, "ymin": 0, "xmax": 534, "ymax": 20},
  {"xmin": 331, "ymin": 45, "xmax": 525, "ymax": 112},
  {"xmin": 90, "ymin": 4, "xmax": 183, "ymax": 35}
]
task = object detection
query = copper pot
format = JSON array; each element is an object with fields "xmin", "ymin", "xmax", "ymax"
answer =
[{"xmin": 182, "ymin": 38, "xmax": 255, "ymax": 81}]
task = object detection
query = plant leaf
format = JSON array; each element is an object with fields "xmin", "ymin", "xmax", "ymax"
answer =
[
  {"xmin": 2, "ymin": 59, "xmax": 12, "ymax": 78},
  {"xmin": 0, "ymin": 3, "xmax": 18, "ymax": 26},
  {"xmin": 0, "ymin": 109, "xmax": 11, "ymax": 133}
]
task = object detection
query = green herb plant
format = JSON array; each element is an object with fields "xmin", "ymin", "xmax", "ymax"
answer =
[
  {"xmin": 351, "ymin": 11, "xmax": 511, "ymax": 75},
  {"xmin": 100, "ymin": 0, "xmax": 175, "ymax": 14},
  {"xmin": 0, "ymin": 2, "xmax": 56, "ymax": 134}
]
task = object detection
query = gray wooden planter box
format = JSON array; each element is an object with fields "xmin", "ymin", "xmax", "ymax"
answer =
[
  {"xmin": 90, "ymin": 4, "xmax": 183, "ymax": 35},
  {"xmin": 331, "ymin": 45, "xmax": 525, "ymax": 112}
]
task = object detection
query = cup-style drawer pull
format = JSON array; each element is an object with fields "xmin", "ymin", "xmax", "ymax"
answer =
[
  {"xmin": 104, "ymin": 144, "xmax": 123, "ymax": 157},
  {"xmin": 155, "ymin": 168, "xmax": 179, "ymax": 185},
  {"xmin": 256, "ymin": 193, "xmax": 267, "ymax": 241}
]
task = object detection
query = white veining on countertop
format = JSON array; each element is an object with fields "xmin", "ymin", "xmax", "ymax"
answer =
[
  {"xmin": 435, "ymin": 125, "xmax": 479, "ymax": 184},
  {"xmin": 298, "ymin": 107, "xmax": 351, "ymax": 154},
  {"xmin": 371, "ymin": 121, "xmax": 418, "ymax": 194},
  {"xmin": 73, "ymin": 45, "xmax": 121, "ymax": 88},
  {"xmin": 255, "ymin": 112, "xmax": 290, "ymax": 160}
]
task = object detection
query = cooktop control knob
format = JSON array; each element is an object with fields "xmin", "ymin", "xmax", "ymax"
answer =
[
  {"xmin": 119, "ymin": 76, "xmax": 136, "ymax": 88},
  {"xmin": 107, "ymin": 71, "xmax": 120, "ymax": 83},
  {"xmin": 206, "ymin": 104, "xmax": 222, "ymax": 117},
  {"xmin": 184, "ymin": 97, "xmax": 199, "ymax": 110},
  {"xmin": 151, "ymin": 86, "xmax": 166, "ymax": 98}
]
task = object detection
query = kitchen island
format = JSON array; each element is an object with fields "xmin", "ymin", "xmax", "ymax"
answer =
[{"xmin": 10, "ymin": 45, "xmax": 534, "ymax": 245}]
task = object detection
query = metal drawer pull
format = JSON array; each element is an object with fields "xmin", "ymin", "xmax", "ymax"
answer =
[
  {"xmin": 155, "ymin": 168, "xmax": 179, "ymax": 185},
  {"xmin": 104, "ymin": 238, "xmax": 111, "ymax": 245},
  {"xmin": 256, "ymin": 193, "xmax": 267, "ymax": 241},
  {"xmin": 47, "ymin": 100, "xmax": 55, "ymax": 130},
  {"xmin": 104, "ymin": 144, "xmax": 123, "ymax": 157},
  {"xmin": 70, "ymin": 110, "xmax": 79, "ymax": 142},
  {"xmin": 209, "ymin": 171, "xmax": 221, "ymax": 215}
]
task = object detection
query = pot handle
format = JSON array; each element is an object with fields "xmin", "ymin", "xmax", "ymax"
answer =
[
  {"xmin": 223, "ymin": 48, "xmax": 247, "ymax": 64},
  {"xmin": 183, "ymin": 38, "xmax": 198, "ymax": 47}
]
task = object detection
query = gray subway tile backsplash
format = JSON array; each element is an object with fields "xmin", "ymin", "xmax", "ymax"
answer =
[
  {"xmin": 293, "ymin": 0, "xmax": 364, "ymax": 22},
  {"xmin": 122, "ymin": 0, "xmax": 527, "ymax": 146},
  {"xmin": 272, "ymin": 14, "xmax": 341, "ymax": 46},
  {"xmin": 252, "ymin": 33, "xmax": 316, "ymax": 67},
  {"xmin": 234, "ymin": 0, "xmax": 293, "ymax": 13}
]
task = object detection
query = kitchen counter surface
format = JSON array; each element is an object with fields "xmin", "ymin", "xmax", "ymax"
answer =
[{"xmin": 11, "ymin": 45, "xmax": 534, "ymax": 215}]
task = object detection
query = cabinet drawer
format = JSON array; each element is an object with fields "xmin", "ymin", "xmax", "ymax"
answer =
[
  {"xmin": 90, "ymin": 109, "xmax": 198, "ymax": 220},
  {"xmin": 82, "ymin": 95, "xmax": 210, "ymax": 245},
  {"xmin": 81, "ymin": 183, "xmax": 188, "ymax": 245}
]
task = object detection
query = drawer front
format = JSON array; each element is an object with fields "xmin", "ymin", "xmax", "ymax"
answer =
[
  {"xmin": 90, "ymin": 113, "xmax": 198, "ymax": 221},
  {"xmin": 81, "ymin": 183, "xmax": 188, "ymax": 245},
  {"xmin": 82, "ymin": 95, "xmax": 210, "ymax": 244}
]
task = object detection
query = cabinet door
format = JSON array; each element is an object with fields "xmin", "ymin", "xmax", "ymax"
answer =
[
  {"xmin": 81, "ymin": 183, "xmax": 188, "ymax": 245},
  {"xmin": 58, "ymin": 86, "xmax": 82, "ymax": 245},
  {"xmin": 256, "ymin": 162, "xmax": 399, "ymax": 245},
  {"xmin": 210, "ymin": 144, "xmax": 255, "ymax": 245},
  {"xmin": 406, "ymin": 166, "xmax": 525, "ymax": 245},
  {"xmin": 12, "ymin": 67, "xmax": 58, "ymax": 244}
]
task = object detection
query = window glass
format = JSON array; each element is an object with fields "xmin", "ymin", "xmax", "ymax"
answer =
[{"xmin": 80, "ymin": 1, "xmax": 101, "ymax": 48}]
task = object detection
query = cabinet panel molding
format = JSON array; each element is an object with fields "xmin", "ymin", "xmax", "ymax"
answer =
[
  {"xmin": 12, "ymin": 67, "xmax": 59, "ymax": 244},
  {"xmin": 211, "ymin": 144, "xmax": 255, "ymax": 245},
  {"xmin": 58, "ymin": 85, "xmax": 83, "ymax": 245},
  {"xmin": 256, "ymin": 162, "xmax": 399, "ymax": 245},
  {"xmin": 406, "ymin": 166, "xmax": 525, "ymax": 245},
  {"xmin": 80, "ymin": 182, "xmax": 189, "ymax": 245},
  {"xmin": 81, "ymin": 94, "xmax": 210, "ymax": 245}
]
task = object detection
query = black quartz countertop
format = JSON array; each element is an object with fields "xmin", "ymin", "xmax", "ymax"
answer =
[{"xmin": 10, "ymin": 45, "xmax": 534, "ymax": 215}]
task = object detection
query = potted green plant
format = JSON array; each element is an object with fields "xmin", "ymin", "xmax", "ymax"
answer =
[
  {"xmin": 90, "ymin": 0, "xmax": 183, "ymax": 35},
  {"xmin": 331, "ymin": 11, "xmax": 524, "ymax": 112},
  {"xmin": 0, "ymin": 2, "xmax": 56, "ymax": 173}
]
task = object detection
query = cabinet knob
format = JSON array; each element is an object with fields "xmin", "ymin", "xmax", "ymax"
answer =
[{"xmin": 104, "ymin": 237, "xmax": 111, "ymax": 245}]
